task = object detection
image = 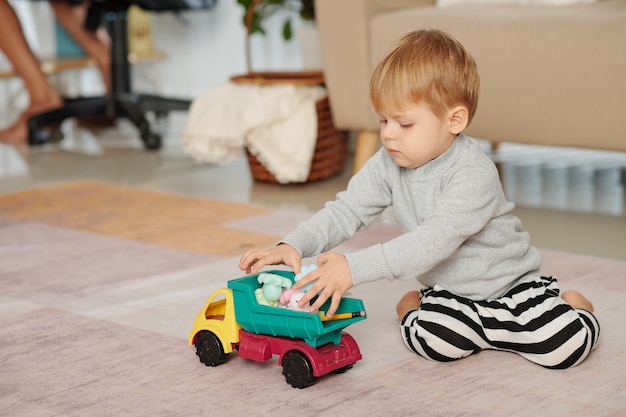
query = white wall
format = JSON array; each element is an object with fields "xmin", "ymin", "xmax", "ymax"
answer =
[{"xmin": 149, "ymin": 1, "xmax": 307, "ymax": 98}]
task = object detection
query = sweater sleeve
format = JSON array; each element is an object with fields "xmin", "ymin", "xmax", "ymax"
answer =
[
  {"xmin": 281, "ymin": 149, "xmax": 393, "ymax": 257},
  {"xmin": 347, "ymin": 163, "xmax": 507, "ymax": 286}
]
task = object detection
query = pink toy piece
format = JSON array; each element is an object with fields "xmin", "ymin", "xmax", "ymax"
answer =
[
  {"xmin": 288, "ymin": 291, "xmax": 309, "ymax": 312},
  {"xmin": 279, "ymin": 288, "xmax": 309, "ymax": 311},
  {"xmin": 279, "ymin": 288, "xmax": 296, "ymax": 305}
]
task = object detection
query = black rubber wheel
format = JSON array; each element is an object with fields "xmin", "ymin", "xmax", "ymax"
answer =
[
  {"xmin": 282, "ymin": 351, "xmax": 316, "ymax": 389},
  {"xmin": 28, "ymin": 127, "xmax": 64, "ymax": 146},
  {"xmin": 195, "ymin": 330, "xmax": 228, "ymax": 367},
  {"xmin": 332, "ymin": 363, "xmax": 354, "ymax": 374},
  {"xmin": 141, "ymin": 132, "xmax": 162, "ymax": 150}
]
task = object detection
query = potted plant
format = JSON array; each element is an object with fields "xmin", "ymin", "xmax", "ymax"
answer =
[
  {"xmin": 231, "ymin": 1, "xmax": 348, "ymax": 185},
  {"xmin": 237, "ymin": 0, "xmax": 315, "ymax": 73}
]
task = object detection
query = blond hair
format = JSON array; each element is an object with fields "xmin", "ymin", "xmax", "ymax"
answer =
[{"xmin": 370, "ymin": 29, "xmax": 480, "ymax": 124}]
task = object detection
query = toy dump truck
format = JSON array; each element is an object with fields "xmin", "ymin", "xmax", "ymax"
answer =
[{"xmin": 189, "ymin": 270, "xmax": 366, "ymax": 388}]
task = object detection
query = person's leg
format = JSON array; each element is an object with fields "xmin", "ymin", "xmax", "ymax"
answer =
[
  {"xmin": 477, "ymin": 276, "xmax": 600, "ymax": 369},
  {"xmin": 0, "ymin": 0, "xmax": 62, "ymax": 144},
  {"xmin": 397, "ymin": 287, "xmax": 488, "ymax": 362},
  {"xmin": 398, "ymin": 278, "xmax": 600, "ymax": 368},
  {"xmin": 50, "ymin": 1, "xmax": 111, "ymax": 91}
]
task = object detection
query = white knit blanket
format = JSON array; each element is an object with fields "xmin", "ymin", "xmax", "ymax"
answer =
[{"xmin": 181, "ymin": 82, "xmax": 327, "ymax": 184}]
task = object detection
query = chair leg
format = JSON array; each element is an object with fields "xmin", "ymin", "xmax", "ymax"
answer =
[
  {"xmin": 27, "ymin": 7, "xmax": 193, "ymax": 148},
  {"xmin": 138, "ymin": 94, "xmax": 190, "ymax": 113},
  {"xmin": 114, "ymin": 94, "xmax": 161, "ymax": 149},
  {"xmin": 352, "ymin": 130, "xmax": 379, "ymax": 174}
]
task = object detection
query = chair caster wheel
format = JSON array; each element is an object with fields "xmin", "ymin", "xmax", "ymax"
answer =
[
  {"xmin": 141, "ymin": 132, "xmax": 162, "ymax": 150},
  {"xmin": 155, "ymin": 111, "xmax": 169, "ymax": 120},
  {"xmin": 28, "ymin": 127, "xmax": 64, "ymax": 146}
]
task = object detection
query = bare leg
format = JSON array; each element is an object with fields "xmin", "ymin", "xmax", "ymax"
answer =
[
  {"xmin": 50, "ymin": 1, "xmax": 111, "ymax": 91},
  {"xmin": 0, "ymin": 0, "xmax": 62, "ymax": 144},
  {"xmin": 396, "ymin": 290, "xmax": 422, "ymax": 321},
  {"xmin": 562, "ymin": 290, "xmax": 594, "ymax": 312}
]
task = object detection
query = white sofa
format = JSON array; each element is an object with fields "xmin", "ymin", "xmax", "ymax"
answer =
[{"xmin": 315, "ymin": 0, "xmax": 626, "ymax": 172}]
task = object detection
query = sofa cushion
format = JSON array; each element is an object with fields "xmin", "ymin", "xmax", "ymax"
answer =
[
  {"xmin": 437, "ymin": 0, "xmax": 598, "ymax": 7},
  {"xmin": 368, "ymin": 1, "xmax": 626, "ymax": 149}
]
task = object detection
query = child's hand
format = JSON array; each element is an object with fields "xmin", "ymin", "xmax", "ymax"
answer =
[
  {"xmin": 293, "ymin": 252, "xmax": 352, "ymax": 317},
  {"xmin": 239, "ymin": 244, "xmax": 302, "ymax": 275}
]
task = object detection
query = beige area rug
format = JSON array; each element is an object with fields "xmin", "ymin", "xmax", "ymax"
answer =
[
  {"xmin": 0, "ymin": 181, "xmax": 278, "ymax": 257},
  {"xmin": 0, "ymin": 181, "xmax": 624, "ymax": 417}
]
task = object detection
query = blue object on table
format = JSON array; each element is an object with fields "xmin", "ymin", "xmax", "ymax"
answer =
[{"xmin": 54, "ymin": 21, "xmax": 86, "ymax": 56}]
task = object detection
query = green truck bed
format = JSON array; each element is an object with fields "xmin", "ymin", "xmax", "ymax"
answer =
[{"xmin": 228, "ymin": 271, "xmax": 366, "ymax": 347}]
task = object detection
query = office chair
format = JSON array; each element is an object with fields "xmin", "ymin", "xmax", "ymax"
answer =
[{"xmin": 28, "ymin": 0, "xmax": 217, "ymax": 149}]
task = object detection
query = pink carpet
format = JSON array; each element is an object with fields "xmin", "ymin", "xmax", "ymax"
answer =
[{"xmin": 0, "ymin": 181, "xmax": 624, "ymax": 416}]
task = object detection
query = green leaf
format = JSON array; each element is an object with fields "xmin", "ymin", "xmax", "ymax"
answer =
[
  {"xmin": 299, "ymin": 0, "xmax": 315, "ymax": 21},
  {"xmin": 282, "ymin": 20, "xmax": 293, "ymax": 41}
]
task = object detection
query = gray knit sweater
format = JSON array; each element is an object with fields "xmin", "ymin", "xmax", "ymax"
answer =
[{"xmin": 282, "ymin": 134, "xmax": 542, "ymax": 301}]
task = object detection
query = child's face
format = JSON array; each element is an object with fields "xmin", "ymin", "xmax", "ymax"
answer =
[{"xmin": 377, "ymin": 102, "xmax": 457, "ymax": 169}]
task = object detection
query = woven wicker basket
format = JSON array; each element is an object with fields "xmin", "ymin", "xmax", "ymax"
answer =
[{"xmin": 230, "ymin": 71, "xmax": 349, "ymax": 184}]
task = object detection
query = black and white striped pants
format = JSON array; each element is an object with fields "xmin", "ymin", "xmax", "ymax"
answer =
[{"xmin": 399, "ymin": 275, "xmax": 600, "ymax": 369}]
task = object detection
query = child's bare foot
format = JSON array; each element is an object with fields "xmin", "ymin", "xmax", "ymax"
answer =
[
  {"xmin": 562, "ymin": 290, "xmax": 594, "ymax": 312},
  {"xmin": 396, "ymin": 290, "xmax": 422, "ymax": 321}
]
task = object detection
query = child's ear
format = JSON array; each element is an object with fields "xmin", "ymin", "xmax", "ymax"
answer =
[{"xmin": 448, "ymin": 106, "xmax": 469, "ymax": 135}]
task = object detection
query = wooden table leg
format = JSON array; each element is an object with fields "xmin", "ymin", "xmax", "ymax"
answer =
[{"xmin": 352, "ymin": 130, "xmax": 379, "ymax": 174}]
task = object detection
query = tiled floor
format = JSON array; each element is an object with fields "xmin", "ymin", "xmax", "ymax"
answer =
[{"xmin": 1, "ymin": 113, "xmax": 625, "ymax": 261}]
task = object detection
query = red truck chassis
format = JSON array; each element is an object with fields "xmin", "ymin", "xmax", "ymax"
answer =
[{"xmin": 196, "ymin": 328, "xmax": 362, "ymax": 388}]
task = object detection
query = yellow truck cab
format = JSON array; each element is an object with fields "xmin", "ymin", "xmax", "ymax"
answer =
[{"xmin": 188, "ymin": 288, "xmax": 241, "ymax": 365}]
